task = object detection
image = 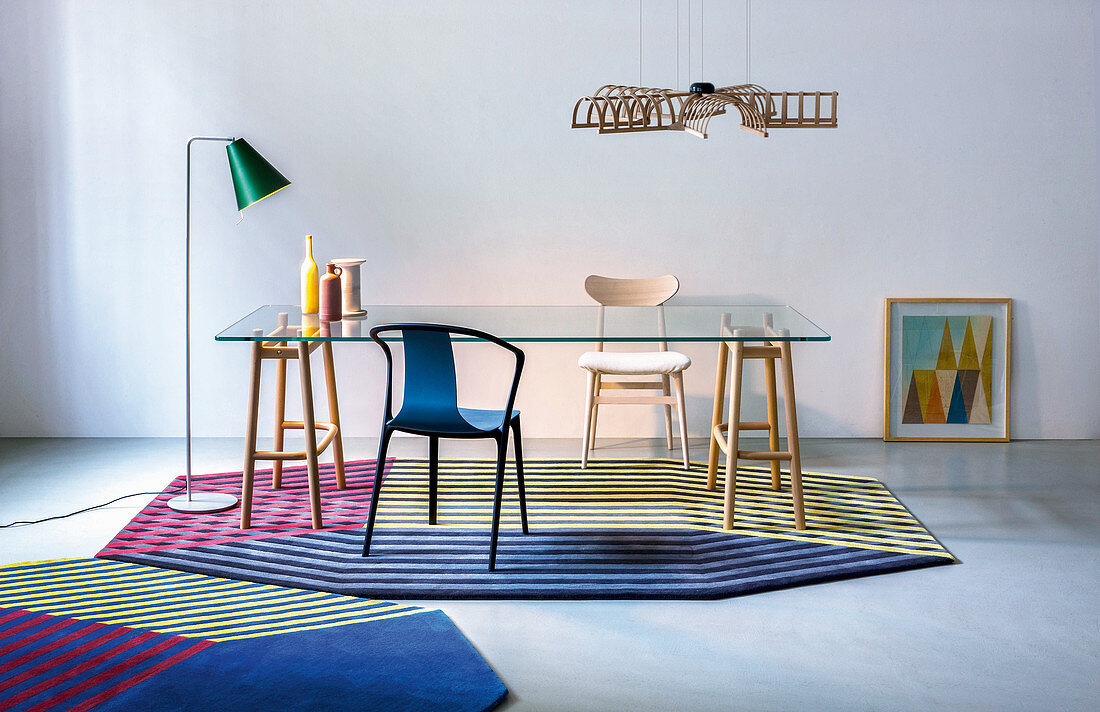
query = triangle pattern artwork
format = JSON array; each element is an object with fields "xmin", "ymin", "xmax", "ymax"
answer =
[{"xmin": 900, "ymin": 315, "xmax": 992, "ymax": 425}]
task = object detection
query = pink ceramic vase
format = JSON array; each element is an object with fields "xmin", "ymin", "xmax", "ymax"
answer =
[{"xmin": 319, "ymin": 263, "xmax": 344, "ymax": 321}]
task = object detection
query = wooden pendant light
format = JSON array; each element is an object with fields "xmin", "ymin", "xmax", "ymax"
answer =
[
  {"xmin": 571, "ymin": 83, "xmax": 837, "ymax": 139},
  {"xmin": 572, "ymin": 1, "xmax": 837, "ymax": 139}
]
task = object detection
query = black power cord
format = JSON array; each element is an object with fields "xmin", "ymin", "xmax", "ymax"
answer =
[{"xmin": 0, "ymin": 483, "xmax": 186, "ymax": 528}]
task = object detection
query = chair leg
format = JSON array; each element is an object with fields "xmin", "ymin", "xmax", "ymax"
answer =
[
  {"xmin": 672, "ymin": 372, "xmax": 690, "ymax": 470},
  {"xmin": 581, "ymin": 370, "xmax": 596, "ymax": 468},
  {"xmin": 511, "ymin": 417, "xmax": 529, "ymax": 534},
  {"xmin": 661, "ymin": 374, "xmax": 674, "ymax": 450},
  {"xmin": 362, "ymin": 428, "xmax": 393, "ymax": 557},
  {"xmin": 588, "ymin": 373, "xmax": 601, "ymax": 452},
  {"xmin": 428, "ymin": 435, "xmax": 439, "ymax": 525},
  {"xmin": 488, "ymin": 435, "xmax": 508, "ymax": 571}
]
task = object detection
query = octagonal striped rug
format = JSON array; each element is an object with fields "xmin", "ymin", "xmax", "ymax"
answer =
[{"xmin": 97, "ymin": 458, "xmax": 955, "ymax": 600}]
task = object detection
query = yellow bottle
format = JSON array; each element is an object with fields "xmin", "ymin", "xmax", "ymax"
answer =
[{"xmin": 300, "ymin": 235, "xmax": 319, "ymax": 314}]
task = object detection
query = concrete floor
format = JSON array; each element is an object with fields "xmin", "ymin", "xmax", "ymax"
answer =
[{"xmin": 1, "ymin": 436, "xmax": 1097, "ymax": 711}]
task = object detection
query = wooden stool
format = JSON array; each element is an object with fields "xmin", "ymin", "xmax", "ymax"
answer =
[
  {"xmin": 241, "ymin": 313, "xmax": 346, "ymax": 530},
  {"xmin": 706, "ymin": 313, "xmax": 806, "ymax": 530}
]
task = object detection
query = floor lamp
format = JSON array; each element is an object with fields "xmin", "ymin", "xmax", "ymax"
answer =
[{"xmin": 167, "ymin": 136, "xmax": 291, "ymax": 514}]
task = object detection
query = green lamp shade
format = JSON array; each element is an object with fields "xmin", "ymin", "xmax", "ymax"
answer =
[{"xmin": 226, "ymin": 138, "xmax": 291, "ymax": 211}]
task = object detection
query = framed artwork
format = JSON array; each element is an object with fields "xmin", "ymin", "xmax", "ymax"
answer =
[{"xmin": 884, "ymin": 298, "xmax": 1011, "ymax": 442}]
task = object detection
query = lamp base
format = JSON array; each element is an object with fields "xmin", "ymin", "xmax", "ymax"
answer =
[{"xmin": 167, "ymin": 491, "xmax": 238, "ymax": 514}]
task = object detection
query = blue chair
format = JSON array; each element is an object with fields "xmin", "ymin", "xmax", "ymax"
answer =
[{"xmin": 362, "ymin": 323, "xmax": 529, "ymax": 570}]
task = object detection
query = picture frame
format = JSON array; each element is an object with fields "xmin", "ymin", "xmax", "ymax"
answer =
[{"xmin": 884, "ymin": 298, "xmax": 1011, "ymax": 442}]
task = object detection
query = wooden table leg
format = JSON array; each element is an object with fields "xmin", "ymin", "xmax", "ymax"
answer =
[
  {"xmin": 322, "ymin": 341, "xmax": 346, "ymax": 489},
  {"xmin": 707, "ymin": 339, "xmax": 729, "ymax": 490},
  {"xmin": 272, "ymin": 343, "xmax": 287, "ymax": 489},
  {"xmin": 764, "ymin": 355, "xmax": 782, "ymax": 491},
  {"xmin": 241, "ymin": 341, "xmax": 263, "ymax": 529},
  {"xmin": 722, "ymin": 340, "xmax": 744, "ymax": 530},
  {"xmin": 298, "ymin": 341, "xmax": 324, "ymax": 529},
  {"xmin": 779, "ymin": 340, "xmax": 806, "ymax": 530}
]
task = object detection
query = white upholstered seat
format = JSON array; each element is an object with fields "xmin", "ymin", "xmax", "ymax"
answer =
[{"xmin": 578, "ymin": 350, "xmax": 691, "ymax": 375}]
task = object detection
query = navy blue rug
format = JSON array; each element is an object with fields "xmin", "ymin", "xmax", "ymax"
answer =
[
  {"xmin": 98, "ymin": 458, "xmax": 955, "ymax": 600},
  {"xmin": 0, "ymin": 559, "xmax": 506, "ymax": 712}
]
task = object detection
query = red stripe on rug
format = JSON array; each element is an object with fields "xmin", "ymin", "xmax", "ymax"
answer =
[
  {"xmin": 100, "ymin": 522, "xmax": 367, "ymax": 554},
  {"xmin": 22, "ymin": 635, "xmax": 209, "ymax": 712},
  {"xmin": 64, "ymin": 638, "xmax": 216, "ymax": 712},
  {"xmin": 0, "ymin": 614, "xmax": 84, "ymax": 659},
  {"xmin": 109, "ymin": 517, "xmax": 365, "ymax": 539},
  {"xmin": 0, "ymin": 627, "xmax": 142, "ymax": 701},
  {"xmin": 95, "ymin": 458, "xmax": 394, "ymax": 557},
  {"xmin": 156, "ymin": 457, "xmax": 390, "ymax": 484},
  {"xmin": 0, "ymin": 619, "xmax": 108, "ymax": 673},
  {"xmin": 0, "ymin": 608, "xmax": 42, "ymax": 626},
  {"xmin": 0, "ymin": 610, "xmax": 62, "ymax": 649}
]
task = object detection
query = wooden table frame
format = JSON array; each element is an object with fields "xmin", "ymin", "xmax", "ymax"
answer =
[
  {"xmin": 706, "ymin": 313, "xmax": 806, "ymax": 530},
  {"xmin": 240, "ymin": 316, "xmax": 346, "ymax": 530}
]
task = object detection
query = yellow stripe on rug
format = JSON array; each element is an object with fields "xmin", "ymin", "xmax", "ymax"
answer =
[
  {"xmin": 369, "ymin": 459, "xmax": 954, "ymax": 560},
  {"xmin": 0, "ymin": 558, "xmax": 428, "ymax": 640}
]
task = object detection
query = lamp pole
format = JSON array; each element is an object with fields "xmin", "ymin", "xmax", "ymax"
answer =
[{"xmin": 169, "ymin": 136, "xmax": 239, "ymax": 514}]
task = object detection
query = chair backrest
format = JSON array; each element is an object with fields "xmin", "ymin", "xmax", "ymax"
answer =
[
  {"xmin": 369, "ymin": 323, "xmax": 525, "ymax": 430},
  {"xmin": 584, "ymin": 274, "xmax": 680, "ymax": 306},
  {"xmin": 584, "ymin": 274, "xmax": 679, "ymax": 352}
]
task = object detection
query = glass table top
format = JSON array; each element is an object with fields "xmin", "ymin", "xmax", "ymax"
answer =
[{"xmin": 215, "ymin": 305, "xmax": 830, "ymax": 343}]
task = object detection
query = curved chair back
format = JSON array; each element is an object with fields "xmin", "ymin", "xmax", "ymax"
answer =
[
  {"xmin": 585, "ymin": 274, "xmax": 680, "ymax": 352},
  {"xmin": 369, "ymin": 323, "xmax": 525, "ymax": 432},
  {"xmin": 584, "ymin": 274, "xmax": 680, "ymax": 306}
]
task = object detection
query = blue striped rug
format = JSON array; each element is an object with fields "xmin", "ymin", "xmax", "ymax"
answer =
[
  {"xmin": 98, "ymin": 458, "xmax": 954, "ymax": 599},
  {"xmin": 0, "ymin": 559, "xmax": 507, "ymax": 711}
]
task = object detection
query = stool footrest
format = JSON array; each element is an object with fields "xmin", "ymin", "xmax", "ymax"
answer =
[
  {"xmin": 593, "ymin": 395, "xmax": 676, "ymax": 405},
  {"xmin": 712, "ymin": 424, "xmax": 729, "ymax": 453},
  {"xmin": 600, "ymin": 380, "xmax": 666, "ymax": 390},
  {"xmin": 712, "ymin": 421, "xmax": 771, "ymax": 434},
  {"xmin": 282, "ymin": 420, "xmax": 334, "ymax": 430},
  {"xmin": 254, "ymin": 450, "xmax": 309, "ymax": 461},
  {"xmin": 739, "ymin": 345, "xmax": 782, "ymax": 358},
  {"xmin": 254, "ymin": 422, "xmax": 338, "ymax": 461},
  {"xmin": 737, "ymin": 450, "xmax": 792, "ymax": 461}
]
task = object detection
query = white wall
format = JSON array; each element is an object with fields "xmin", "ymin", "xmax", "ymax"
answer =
[{"xmin": 1, "ymin": 0, "xmax": 1098, "ymax": 442}]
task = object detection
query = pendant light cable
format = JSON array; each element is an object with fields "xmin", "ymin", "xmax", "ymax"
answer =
[
  {"xmin": 676, "ymin": 0, "xmax": 680, "ymax": 88},
  {"xmin": 746, "ymin": 0, "xmax": 752, "ymax": 83},
  {"xmin": 639, "ymin": 0, "xmax": 642, "ymax": 86}
]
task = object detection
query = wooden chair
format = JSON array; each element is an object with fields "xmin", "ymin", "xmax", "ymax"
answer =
[{"xmin": 579, "ymin": 275, "xmax": 691, "ymax": 469}]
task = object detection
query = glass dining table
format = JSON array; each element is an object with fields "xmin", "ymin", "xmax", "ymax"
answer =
[
  {"xmin": 215, "ymin": 305, "xmax": 830, "ymax": 530},
  {"xmin": 217, "ymin": 304, "xmax": 830, "ymax": 343}
]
